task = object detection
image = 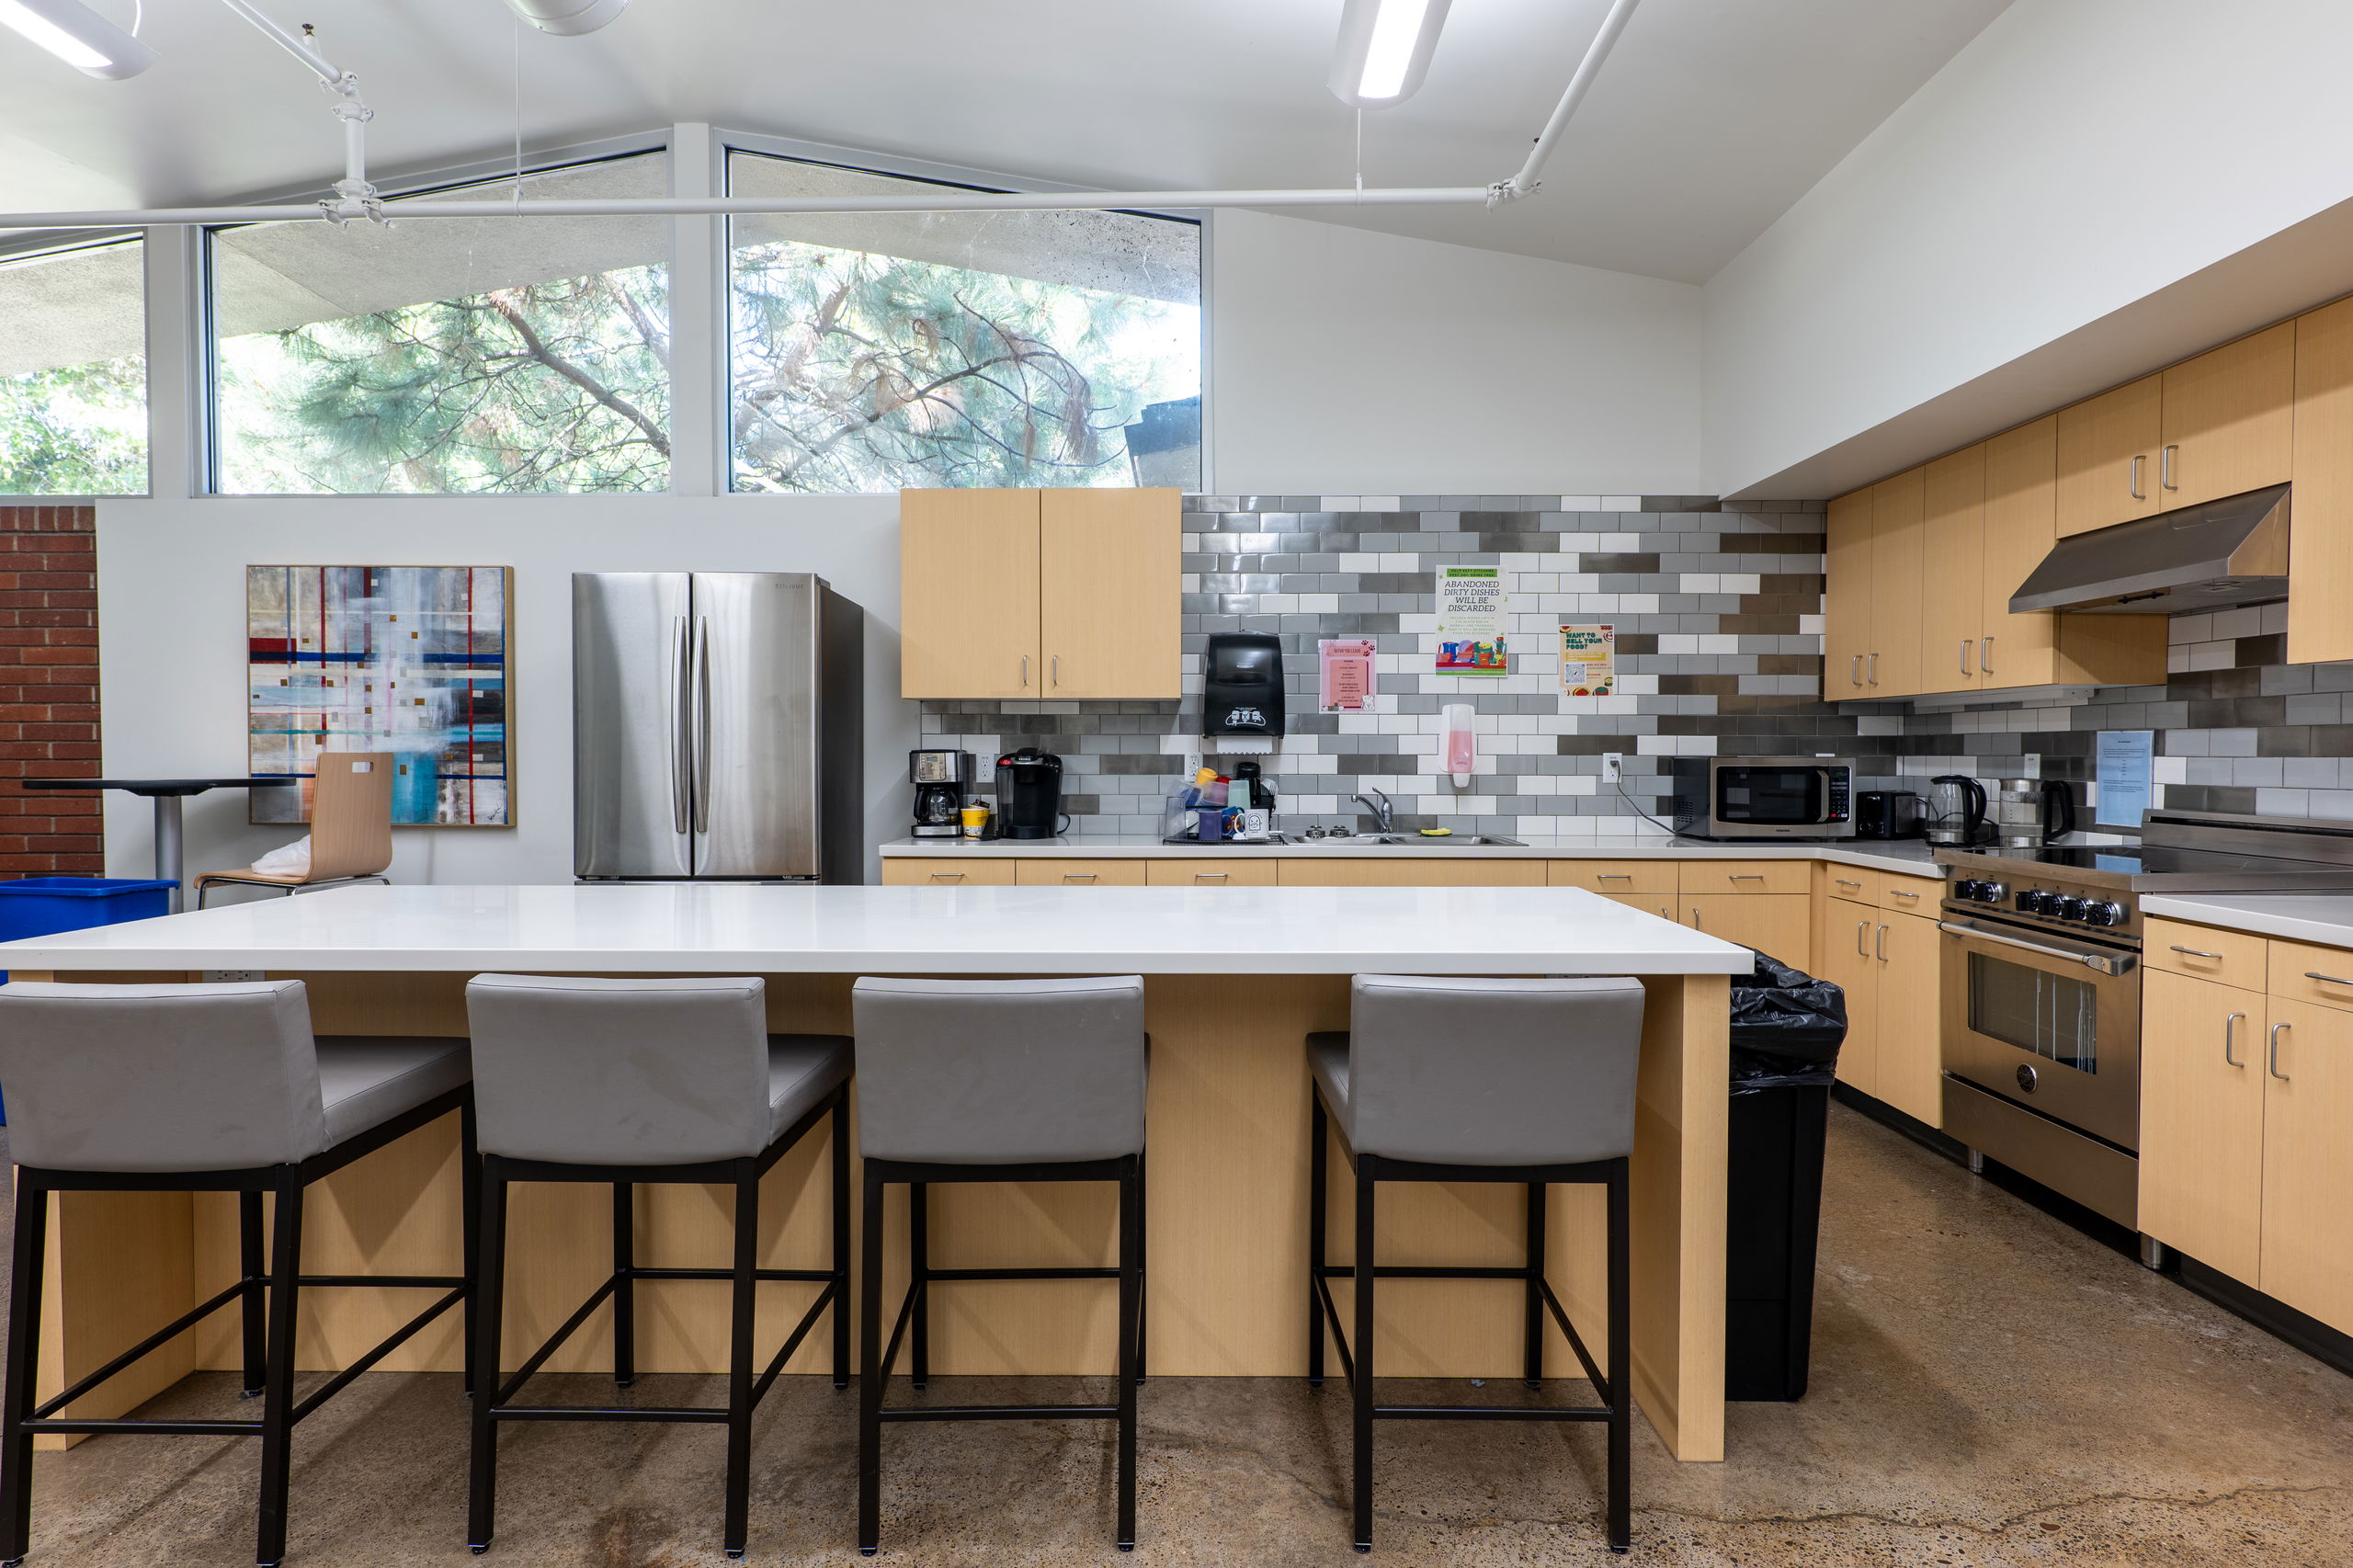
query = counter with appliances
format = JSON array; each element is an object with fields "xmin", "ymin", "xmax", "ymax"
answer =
[
  {"xmin": 881, "ymin": 834, "xmax": 1950, "ymax": 877},
  {"xmin": 0, "ymin": 883, "xmax": 1747, "ymax": 1463}
]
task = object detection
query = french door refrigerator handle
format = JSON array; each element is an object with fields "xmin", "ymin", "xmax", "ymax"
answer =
[
  {"xmin": 668, "ymin": 615, "xmax": 691, "ymax": 836},
  {"xmin": 690, "ymin": 614, "xmax": 712, "ymax": 835}
]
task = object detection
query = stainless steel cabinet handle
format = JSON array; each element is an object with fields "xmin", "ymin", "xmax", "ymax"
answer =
[
  {"xmin": 1689, "ymin": 907, "xmax": 1701, "ymax": 929},
  {"xmin": 1937, "ymin": 920, "xmax": 2137, "ymax": 974},
  {"xmin": 2170, "ymin": 945, "xmax": 2224, "ymax": 960},
  {"xmin": 1980, "ymin": 636, "xmax": 1994, "ymax": 676},
  {"xmin": 1875, "ymin": 923, "xmax": 1888, "ymax": 960},
  {"xmin": 2130, "ymin": 453, "xmax": 2145, "ymax": 500},
  {"xmin": 1729, "ymin": 873, "xmax": 1766, "ymax": 882},
  {"xmin": 1063, "ymin": 873, "xmax": 1097, "ymax": 882},
  {"xmin": 690, "ymin": 615, "xmax": 711, "ymax": 835},
  {"xmin": 1195, "ymin": 872, "xmax": 1228, "ymax": 881},
  {"xmin": 1597, "ymin": 872, "xmax": 1633, "ymax": 881},
  {"xmin": 2224, "ymin": 1012, "xmax": 2245, "ymax": 1068},
  {"xmin": 1051, "ymin": 653, "xmax": 1061, "ymax": 687},
  {"xmin": 667, "ymin": 615, "xmax": 691, "ymax": 836},
  {"xmin": 2269, "ymin": 1021, "xmax": 2291, "ymax": 1082},
  {"xmin": 1867, "ymin": 652, "xmax": 1879, "ymax": 686},
  {"xmin": 1890, "ymin": 889, "xmax": 1921, "ymax": 901},
  {"xmin": 2162, "ymin": 443, "xmax": 2178, "ymax": 492},
  {"xmin": 1856, "ymin": 920, "xmax": 1870, "ymax": 957},
  {"xmin": 1835, "ymin": 878, "xmax": 1862, "ymax": 889},
  {"xmin": 2302, "ymin": 970, "xmax": 2353, "ymax": 987},
  {"xmin": 1020, "ymin": 653, "xmax": 1030, "ymax": 687},
  {"xmin": 1849, "ymin": 653, "xmax": 1863, "ymax": 687},
  {"xmin": 1961, "ymin": 640, "xmax": 1973, "ymax": 676},
  {"xmin": 929, "ymin": 872, "xmax": 965, "ymax": 883}
]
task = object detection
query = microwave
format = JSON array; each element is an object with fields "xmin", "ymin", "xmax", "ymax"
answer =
[{"xmin": 1669, "ymin": 757, "xmax": 1856, "ymax": 840}]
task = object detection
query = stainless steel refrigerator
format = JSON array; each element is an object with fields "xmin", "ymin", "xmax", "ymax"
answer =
[{"xmin": 574, "ymin": 573, "xmax": 864, "ymax": 882}]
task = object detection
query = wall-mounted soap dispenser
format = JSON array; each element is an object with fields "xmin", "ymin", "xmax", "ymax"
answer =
[
  {"xmin": 1443, "ymin": 703, "xmax": 1475, "ymax": 786},
  {"xmin": 1203, "ymin": 633, "xmax": 1284, "ymax": 755}
]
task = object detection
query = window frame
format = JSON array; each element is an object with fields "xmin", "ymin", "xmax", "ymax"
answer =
[{"xmin": 0, "ymin": 229, "xmax": 153, "ymax": 501}]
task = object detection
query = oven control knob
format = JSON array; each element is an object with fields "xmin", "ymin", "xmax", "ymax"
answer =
[
  {"xmin": 1976, "ymin": 881, "xmax": 2008, "ymax": 904},
  {"xmin": 2083, "ymin": 900, "xmax": 2126, "ymax": 927},
  {"xmin": 2050, "ymin": 895, "xmax": 2086, "ymax": 921},
  {"xmin": 2017, "ymin": 890, "xmax": 2052, "ymax": 915}
]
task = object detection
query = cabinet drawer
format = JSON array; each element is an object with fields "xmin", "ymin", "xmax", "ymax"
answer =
[
  {"xmin": 2144, "ymin": 918, "xmax": 2267, "ymax": 990},
  {"xmin": 1017, "ymin": 859, "xmax": 1147, "ymax": 886},
  {"xmin": 883, "ymin": 859, "xmax": 1019, "ymax": 886},
  {"xmin": 1145, "ymin": 860, "xmax": 1279, "ymax": 887},
  {"xmin": 1823, "ymin": 869, "xmax": 1874, "ymax": 905},
  {"xmin": 1549, "ymin": 860, "xmax": 1677, "ymax": 895},
  {"xmin": 1678, "ymin": 860, "xmax": 1809, "ymax": 896},
  {"xmin": 2268, "ymin": 939, "xmax": 2353, "ymax": 1012},
  {"xmin": 1876, "ymin": 874, "xmax": 1942, "ymax": 914}
]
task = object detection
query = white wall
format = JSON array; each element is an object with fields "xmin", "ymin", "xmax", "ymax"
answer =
[
  {"xmin": 95, "ymin": 494, "xmax": 913, "ymax": 890},
  {"xmin": 1704, "ymin": 0, "xmax": 2353, "ymax": 499},
  {"xmin": 1211, "ymin": 210, "xmax": 1705, "ymax": 496}
]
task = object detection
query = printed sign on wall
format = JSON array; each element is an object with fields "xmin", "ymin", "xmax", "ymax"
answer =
[
  {"xmin": 1559, "ymin": 623, "xmax": 1615, "ymax": 696},
  {"xmin": 1435, "ymin": 565, "xmax": 1508, "ymax": 676},
  {"xmin": 1319, "ymin": 638, "xmax": 1377, "ymax": 711}
]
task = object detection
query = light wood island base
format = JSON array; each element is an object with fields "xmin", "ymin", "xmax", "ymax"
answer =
[{"xmin": 12, "ymin": 969, "xmax": 1728, "ymax": 1462}]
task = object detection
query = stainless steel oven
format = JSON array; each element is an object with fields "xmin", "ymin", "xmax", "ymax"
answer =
[
  {"xmin": 1938, "ymin": 911, "xmax": 2143, "ymax": 1226},
  {"xmin": 1669, "ymin": 756, "xmax": 1855, "ymax": 840}
]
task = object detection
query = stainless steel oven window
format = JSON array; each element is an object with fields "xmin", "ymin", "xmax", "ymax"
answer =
[{"xmin": 1967, "ymin": 950, "xmax": 2100, "ymax": 1074}]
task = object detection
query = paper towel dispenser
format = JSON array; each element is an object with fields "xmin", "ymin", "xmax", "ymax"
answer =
[{"xmin": 1203, "ymin": 632, "xmax": 1284, "ymax": 744}]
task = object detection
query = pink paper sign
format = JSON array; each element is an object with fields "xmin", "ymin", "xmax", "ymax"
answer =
[{"xmin": 1319, "ymin": 638, "xmax": 1377, "ymax": 711}]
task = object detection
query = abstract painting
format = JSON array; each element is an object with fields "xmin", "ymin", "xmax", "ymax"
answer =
[{"xmin": 246, "ymin": 565, "xmax": 511, "ymax": 826}]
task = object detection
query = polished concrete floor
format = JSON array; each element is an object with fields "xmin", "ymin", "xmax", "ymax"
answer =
[{"xmin": 5, "ymin": 1106, "xmax": 2352, "ymax": 1565}]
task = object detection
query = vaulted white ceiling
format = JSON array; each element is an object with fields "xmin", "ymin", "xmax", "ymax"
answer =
[{"xmin": 0, "ymin": 0, "xmax": 2011, "ymax": 284}]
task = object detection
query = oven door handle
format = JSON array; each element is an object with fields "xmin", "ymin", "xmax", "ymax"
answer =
[{"xmin": 1938, "ymin": 919, "xmax": 2138, "ymax": 976}]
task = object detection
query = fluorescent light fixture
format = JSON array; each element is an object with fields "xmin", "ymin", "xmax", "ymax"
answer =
[
  {"xmin": 1330, "ymin": 0, "xmax": 1451, "ymax": 108},
  {"xmin": 0, "ymin": 0, "xmax": 154, "ymax": 78},
  {"xmin": 501, "ymin": 0, "xmax": 630, "ymax": 36}
]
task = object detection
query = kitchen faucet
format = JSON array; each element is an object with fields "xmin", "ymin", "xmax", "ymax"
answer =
[{"xmin": 1355, "ymin": 788, "xmax": 1394, "ymax": 834}]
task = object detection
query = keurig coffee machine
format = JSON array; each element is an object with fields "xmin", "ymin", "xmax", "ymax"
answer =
[
  {"xmin": 995, "ymin": 746, "xmax": 1067, "ymax": 839},
  {"xmin": 908, "ymin": 749, "xmax": 972, "ymax": 838}
]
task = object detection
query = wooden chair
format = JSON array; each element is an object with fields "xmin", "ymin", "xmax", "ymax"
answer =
[{"xmin": 195, "ymin": 753, "xmax": 395, "ymax": 909}]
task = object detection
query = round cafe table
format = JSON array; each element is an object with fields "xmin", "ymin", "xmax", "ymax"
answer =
[{"xmin": 18, "ymin": 778, "xmax": 297, "ymax": 914}]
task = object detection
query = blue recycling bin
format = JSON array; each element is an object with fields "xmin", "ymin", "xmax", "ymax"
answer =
[{"xmin": 0, "ymin": 877, "xmax": 178, "ymax": 1123}]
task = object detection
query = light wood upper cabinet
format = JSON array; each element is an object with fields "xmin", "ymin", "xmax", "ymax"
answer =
[
  {"xmin": 2158, "ymin": 323, "xmax": 2294, "ymax": 511},
  {"xmin": 1980, "ymin": 417, "xmax": 2064, "ymax": 686},
  {"xmin": 1921, "ymin": 446, "xmax": 1987, "ymax": 694},
  {"xmin": 1866, "ymin": 470, "xmax": 1926, "ymax": 696},
  {"xmin": 2290, "ymin": 298, "xmax": 2353, "ymax": 665},
  {"xmin": 1824, "ymin": 489, "xmax": 1873, "ymax": 697},
  {"xmin": 1039, "ymin": 489, "xmax": 1180, "ymax": 699},
  {"xmin": 900, "ymin": 488, "xmax": 1179, "ymax": 699},
  {"xmin": 2139, "ymin": 969, "xmax": 2266, "ymax": 1284},
  {"xmin": 901, "ymin": 489, "xmax": 1044, "ymax": 699},
  {"xmin": 2055, "ymin": 374, "xmax": 2163, "ymax": 538}
]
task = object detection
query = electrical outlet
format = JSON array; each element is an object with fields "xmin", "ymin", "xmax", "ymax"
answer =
[
  {"xmin": 1602, "ymin": 752, "xmax": 1622, "ymax": 782},
  {"xmin": 202, "ymin": 970, "xmax": 267, "ymax": 983},
  {"xmin": 2021, "ymin": 753, "xmax": 2041, "ymax": 777},
  {"xmin": 1182, "ymin": 748, "xmax": 1203, "ymax": 779}
]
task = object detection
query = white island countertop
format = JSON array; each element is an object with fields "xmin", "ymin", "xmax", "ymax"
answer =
[
  {"xmin": 881, "ymin": 834, "xmax": 1949, "ymax": 877},
  {"xmin": 0, "ymin": 882, "xmax": 1755, "ymax": 976}
]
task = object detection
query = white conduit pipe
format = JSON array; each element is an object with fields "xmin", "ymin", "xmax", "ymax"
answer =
[{"xmin": 0, "ymin": 0, "xmax": 1636, "ymax": 231}]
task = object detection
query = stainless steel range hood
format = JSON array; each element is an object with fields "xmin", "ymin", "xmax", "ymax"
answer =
[{"xmin": 2009, "ymin": 483, "xmax": 2290, "ymax": 615}]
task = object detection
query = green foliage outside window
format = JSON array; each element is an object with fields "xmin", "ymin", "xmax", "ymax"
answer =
[{"xmin": 0, "ymin": 356, "xmax": 148, "ymax": 494}]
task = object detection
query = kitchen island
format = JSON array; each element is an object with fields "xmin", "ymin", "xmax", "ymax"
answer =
[{"xmin": 0, "ymin": 882, "xmax": 1748, "ymax": 1460}]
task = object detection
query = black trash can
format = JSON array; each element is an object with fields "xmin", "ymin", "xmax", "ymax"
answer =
[{"xmin": 1724, "ymin": 950, "xmax": 1847, "ymax": 1402}]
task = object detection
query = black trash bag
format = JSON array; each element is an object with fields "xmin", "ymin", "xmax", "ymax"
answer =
[{"xmin": 1728, "ymin": 950, "xmax": 1848, "ymax": 1095}]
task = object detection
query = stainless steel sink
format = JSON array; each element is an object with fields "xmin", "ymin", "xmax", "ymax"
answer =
[{"xmin": 1363, "ymin": 834, "xmax": 1526, "ymax": 847}]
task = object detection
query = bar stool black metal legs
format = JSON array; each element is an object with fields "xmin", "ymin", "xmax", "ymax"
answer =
[
  {"xmin": 461, "ymin": 972, "xmax": 853, "ymax": 1561},
  {"xmin": 858, "ymin": 1153, "xmax": 1145, "ymax": 1555},
  {"xmin": 1302, "ymin": 973, "xmax": 1646, "ymax": 1554},
  {"xmin": 465, "ymin": 1085, "xmax": 851, "ymax": 1559}
]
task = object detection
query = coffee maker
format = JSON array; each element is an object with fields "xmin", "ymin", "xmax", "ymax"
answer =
[
  {"xmin": 908, "ymin": 749, "xmax": 972, "ymax": 839},
  {"xmin": 995, "ymin": 746, "xmax": 1067, "ymax": 839}
]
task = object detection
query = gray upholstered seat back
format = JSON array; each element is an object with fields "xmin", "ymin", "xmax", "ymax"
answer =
[
  {"xmin": 851, "ymin": 976, "xmax": 1147, "ymax": 1164},
  {"xmin": 465, "ymin": 974, "xmax": 772, "ymax": 1165},
  {"xmin": 0, "ymin": 980, "xmax": 330, "ymax": 1172},
  {"xmin": 1347, "ymin": 974, "xmax": 1644, "ymax": 1166}
]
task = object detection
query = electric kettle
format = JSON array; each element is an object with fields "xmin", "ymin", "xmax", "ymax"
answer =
[
  {"xmin": 1926, "ymin": 775, "xmax": 1987, "ymax": 846},
  {"xmin": 1995, "ymin": 778, "xmax": 2076, "ymax": 847}
]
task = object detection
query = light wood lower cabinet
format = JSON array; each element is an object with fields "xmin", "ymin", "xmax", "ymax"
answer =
[
  {"xmin": 1810, "ymin": 903, "xmax": 1939, "ymax": 1126},
  {"xmin": 1683, "ymin": 894, "xmax": 1810, "ymax": 972},
  {"xmin": 1146, "ymin": 860, "xmax": 1279, "ymax": 887},
  {"xmin": 1016, "ymin": 858, "xmax": 1146, "ymax": 886},
  {"xmin": 881, "ymin": 859, "xmax": 1019, "ymax": 886},
  {"xmin": 1817, "ymin": 903, "xmax": 1880, "ymax": 1098},
  {"xmin": 1277, "ymin": 859, "xmax": 1545, "ymax": 888},
  {"xmin": 2256, "ymin": 997, "xmax": 2353, "ymax": 1332}
]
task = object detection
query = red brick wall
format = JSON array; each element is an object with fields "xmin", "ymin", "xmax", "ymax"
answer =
[{"xmin": 0, "ymin": 506, "xmax": 101, "ymax": 875}]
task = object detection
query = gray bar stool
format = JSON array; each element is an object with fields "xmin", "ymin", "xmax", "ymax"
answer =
[
  {"xmin": 1305, "ymin": 974, "xmax": 1643, "ymax": 1554},
  {"xmin": 0, "ymin": 980, "xmax": 476, "ymax": 1568},
  {"xmin": 461, "ymin": 974, "xmax": 850, "ymax": 1561},
  {"xmin": 849, "ymin": 975, "xmax": 1148, "ymax": 1555}
]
